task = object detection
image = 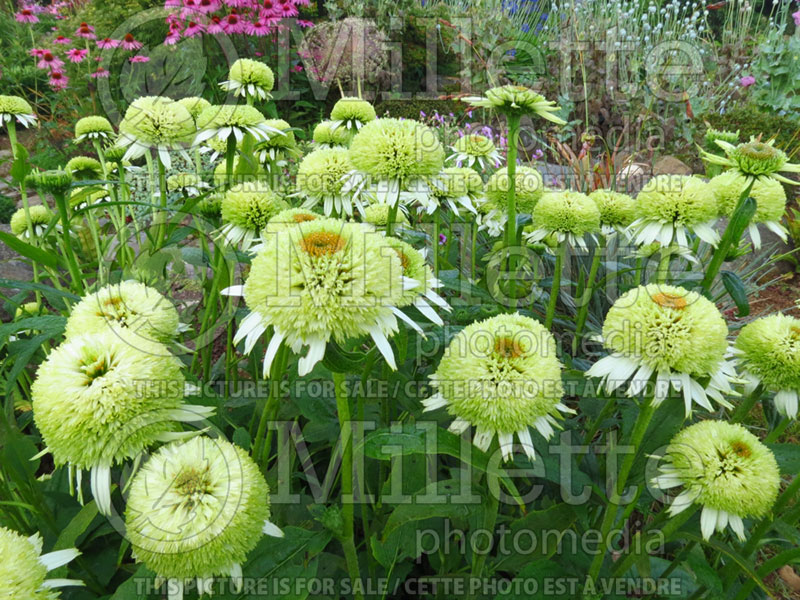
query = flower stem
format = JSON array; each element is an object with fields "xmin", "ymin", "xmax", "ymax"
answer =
[
  {"xmin": 729, "ymin": 385, "xmax": 762, "ymax": 423},
  {"xmin": 764, "ymin": 416, "xmax": 791, "ymax": 444},
  {"xmin": 52, "ymin": 191, "xmax": 85, "ymax": 294},
  {"xmin": 332, "ymin": 371, "xmax": 364, "ymax": 600},
  {"xmin": 504, "ymin": 115, "xmax": 521, "ymax": 299},
  {"xmin": 573, "ymin": 236, "xmax": 605, "ymax": 353},
  {"xmin": 588, "ymin": 399, "xmax": 657, "ymax": 581},
  {"xmin": 545, "ymin": 241, "xmax": 566, "ymax": 329},
  {"xmin": 252, "ymin": 341, "xmax": 288, "ymax": 466},
  {"xmin": 656, "ymin": 247, "xmax": 671, "ymax": 283}
]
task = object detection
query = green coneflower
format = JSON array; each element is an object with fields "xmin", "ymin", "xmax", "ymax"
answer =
[
  {"xmin": 735, "ymin": 314, "xmax": 800, "ymax": 419},
  {"xmin": 462, "ymin": 85, "xmax": 566, "ymax": 124},
  {"xmin": 224, "ymin": 218, "xmax": 407, "ymax": 375},
  {"xmin": 196, "ymin": 192, "xmax": 223, "ymax": 219},
  {"xmin": 176, "ymin": 96, "xmax": 212, "ymax": 124},
  {"xmin": 201, "ymin": 135, "xmax": 242, "ymax": 163},
  {"xmin": 702, "ymin": 138, "xmax": 800, "ymax": 185},
  {"xmin": 31, "ymin": 332, "xmax": 212, "ymax": 514},
  {"xmin": 329, "ymin": 96, "xmax": 376, "ymax": 131},
  {"xmin": 652, "ymin": 420, "xmax": 779, "ymax": 541},
  {"xmin": 632, "ymin": 175, "xmax": 720, "ymax": 248},
  {"xmin": 313, "ymin": 120, "xmax": 354, "ymax": 148},
  {"xmin": 263, "ymin": 207, "xmax": 321, "ymax": 233},
  {"xmin": 296, "ymin": 146, "xmax": 357, "ymax": 216},
  {"xmin": 253, "ymin": 119, "xmax": 299, "ymax": 165},
  {"xmin": 219, "ymin": 181, "xmax": 288, "ymax": 250},
  {"xmin": 347, "ymin": 118, "xmax": 445, "ymax": 206},
  {"xmin": 125, "ymin": 436, "xmax": 282, "ymax": 600},
  {"xmin": 425, "ymin": 167, "xmax": 482, "ymax": 215},
  {"xmin": 117, "ymin": 96, "xmax": 195, "ymax": 168},
  {"xmin": 484, "ymin": 165, "xmax": 544, "ymax": 215},
  {"xmin": 703, "ymin": 127, "xmax": 739, "ymax": 154},
  {"xmin": 167, "ymin": 172, "xmax": 210, "ymax": 197},
  {"xmin": 10, "ymin": 205, "xmax": 52, "ymax": 239},
  {"xmin": 709, "ymin": 170, "xmax": 788, "ymax": 249},
  {"xmin": 74, "ymin": 115, "xmax": 114, "ymax": 143},
  {"xmin": 448, "ymin": 133, "xmax": 502, "ymax": 170},
  {"xmin": 27, "ymin": 170, "xmax": 73, "ymax": 195},
  {"xmin": 589, "ymin": 189, "xmax": 636, "ymax": 236},
  {"xmin": 65, "ymin": 156, "xmax": 103, "ymax": 180},
  {"xmin": 586, "ymin": 284, "xmax": 737, "ymax": 414},
  {"xmin": 362, "ymin": 203, "xmax": 409, "ymax": 228},
  {"xmin": 220, "ymin": 58, "xmax": 275, "ymax": 101},
  {"xmin": 64, "ymin": 280, "xmax": 184, "ymax": 345},
  {"xmin": 0, "ymin": 94, "xmax": 37, "ymax": 128},
  {"xmin": 422, "ymin": 313, "xmax": 571, "ymax": 461},
  {"xmin": 194, "ymin": 104, "xmax": 284, "ymax": 147},
  {"xmin": 0, "ymin": 526, "xmax": 83, "ymax": 598},
  {"xmin": 375, "ymin": 235, "xmax": 450, "ymax": 332},
  {"xmin": 525, "ymin": 190, "xmax": 601, "ymax": 250},
  {"xmin": 69, "ymin": 186, "xmax": 109, "ymax": 211}
]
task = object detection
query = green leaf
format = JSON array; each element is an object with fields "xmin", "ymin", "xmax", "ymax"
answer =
[
  {"xmin": 9, "ymin": 143, "xmax": 31, "ymax": 184},
  {"xmin": 686, "ymin": 544, "xmax": 723, "ymax": 595},
  {"xmin": 0, "ymin": 230, "xmax": 59, "ymax": 269},
  {"xmin": 766, "ymin": 443, "xmax": 800, "ymax": 475},
  {"xmin": 0, "ymin": 279, "xmax": 80, "ymax": 309},
  {"xmin": 382, "ymin": 479, "xmax": 478, "ymax": 540},
  {"xmin": 321, "ymin": 341, "xmax": 367, "ymax": 374},
  {"xmin": 4, "ymin": 333, "xmax": 57, "ymax": 396},
  {"xmin": 721, "ymin": 270, "xmax": 750, "ymax": 317},
  {"xmin": 492, "ymin": 503, "xmax": 578, "ymax": 571},
  {"xmin": 361, "ymin": 424, "xmax": 524, "ymax": 505},
  {"xmin": 0, "ymin": 315, "xmax": 66, "ymax": 347}
]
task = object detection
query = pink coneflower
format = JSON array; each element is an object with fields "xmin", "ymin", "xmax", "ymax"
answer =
[
  {"xmin": 206, "ymin": 15, "xmax": 225, "ymax": 34},
  {"xmin": 48, "ymin": 71, "xmax": 68, "ymax": 90},
  {"xmin": 297, "ymin": 19, "xmax": 314, "ymax": 28},
  {"xmin": 164, "ymin": 30, "xmax": 181, "ymax": 45},
  {"xmin": 15, "ymin": 9, "xmax": 39, "ymax": 23},
  {"xmin": 66, "ymin": 48, "xmax": 88, "ymax": 63},
  {"xmin": 75, "ymin": 22, "xmax": 96, "ymax": 39},
  {"xmin": 291, "ymin": 64, "xmax": 303, "ymax": 72},
  {"xmin": 37, "ymin": 51, "xmax": 64, "ymax": 71},
  {"xmin": 246, "ymin": 19, "xmax": 270, "ymax": 36},
  {"xmin": 793, "ymin": 10, "xmax": 800, "ymax": 27},
  {"xmin": 24, "ymin": 3, "xmax": 46, "ymax": 13},
  {"xmin": 195, "ymin": 0, "xmax": 219, "ymax": 13},
  {"xmin": 30, "ymin": 48, "xmax": 47, "ymax": 58},
  {"xmin": 96, "ymin": 37, "xmax": 120, "ymax": 49},
  {"xmin": 53, "ymin": 35, "xmax": 72, "ymax": 44},
  {"xmin": 222, "ymin": 0, "xmax": 250, "ymax": 7},
  {"xmin": 222, "ymin": 13, "xmax": 245, "ymax": 33},
  {"xmin": 277, "ymin": 0, "xmax": 297, "ymax": 17},
  {"xmin": 740, "ymin": 75, "xmax": 756, "ymax": 87},
  {"xmin": 90, "ymin": 67, "xmax": 109, "ymax": 78},
  {"xmin": 129, "ymin": 55, "xmax": 150, "ymax": 63},
  {"xmin": 121, "ymin": 33, "xmax": 143, "ymax": 50},
  {"xmin": 184, "ymin": 21, "xmax": 204, "ymax": 37}
]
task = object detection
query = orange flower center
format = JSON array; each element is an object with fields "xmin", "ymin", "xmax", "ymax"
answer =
[
  {"xmin": 730, "ymin": 441, "xmax": 751, "ymax": 458},
  {"xmin": 651, "ymin": 292, "xmax": 687, "ymax": 310},
  {"xmin": 300, "ymin": 231, "xmax": 345, "ymax": 257},
  {"xmin": 494, "ymin": 337, "xmax": 524, "ymax": 359}
]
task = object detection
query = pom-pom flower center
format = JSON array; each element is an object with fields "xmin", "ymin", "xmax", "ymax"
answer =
[{"xmin": 301, "ymin": 232, "xmax": 346, "ymax": 257}]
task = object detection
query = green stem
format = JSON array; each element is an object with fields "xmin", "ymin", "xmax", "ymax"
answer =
[
  {"xmin": 701, "ymin": 181, "xmax": 755, "ymax": 294},
  {"xmin": 504, "ymin": 115, "xmax": 521, "ymax": 300},
  {"xmin": 386, "ymin": 188, "xmax": 400, "ymax": 237},
  {"xmin": 332, "ymin": 371, "xmax": 364, "ymax": 600},
  {"xmin": 433, "ymin": 211, "xmax": 440, "ymax": 280},
  {"xmin": 225, "ymin": 135, "xmax": 236, "ymax": 190},
  {"xmin": 252, "ymin": 341, "xmax": 288, "ymax": 466},
  {"xmin": 470, "ymin": 477, "xmax": 499, "ymax": 596},
  {"xmin": 545, "ymin": 242, "xmax": 566, "ymax": 329},
  {"xmin": 52, "ymin": 191, "xmax": 85, "ymax": 294},
  {"xmin": 656, "ymin": 247, "xmax": 671, "ymax": 284},
  {"xmin": 764, "ymin": 416, "xmax": 791, "ymax": 443},
  {"xmin": 729, "ymin": 385, "xmax": 762, "ymax": 423},
  {"xmin": 588, "ymin": 400, "xmax": 657, "ymax": 580},
  {"xmin": 573, "ymin": 237, "xmax": 605, "ymax": 354}
]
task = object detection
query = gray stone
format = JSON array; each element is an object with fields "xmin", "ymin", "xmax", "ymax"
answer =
[{"xmin": 652, "ymin": 156, "xmax": 692, "ymax": 176}]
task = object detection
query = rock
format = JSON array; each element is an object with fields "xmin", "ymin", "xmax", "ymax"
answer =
[
  {"xmin": 616, "ymin": 163, "xmax": 651, "ymax": 195},
  {"xmin": 652, "ymin": 155, "xmax": 692, "ymax": 176},
  {"xmin": 778, "ymin": 566, "xmax": 800, "ymax": 592},
  {"xmin": 0, "ymin": 149, "xmax": 12, "ymax": 179},
  {"xmin": 0, "ymin": 224, "xmax": 33, "ymax": 283}
]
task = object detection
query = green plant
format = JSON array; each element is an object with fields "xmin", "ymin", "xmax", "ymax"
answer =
[
  {"xmin": 700, "ymin": 105, "xmax": 800, "ymax": 155},
  {"xmin": 0, "ymin": 194, "xmax": 15, "ymax": 223}
]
